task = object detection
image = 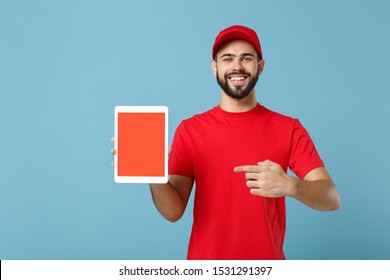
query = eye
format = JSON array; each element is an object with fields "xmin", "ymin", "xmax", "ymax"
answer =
[
  {"xmin": 242, "ymin": 56, "xmax": 253, "ymax": 62},
  {"xmin": 223, "ymin": 57, "xmax": 233, "ymax": 62}
]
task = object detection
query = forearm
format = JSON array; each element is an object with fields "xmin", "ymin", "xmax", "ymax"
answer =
[
  {"xmin": 288, "ymin": 178, "xmax": 340, "ymax": 211},
  {"xmin": 149, "ymin": 182, "xmax": 185, "ymax": 222}
]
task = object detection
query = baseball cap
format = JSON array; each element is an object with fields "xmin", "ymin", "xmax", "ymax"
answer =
[{"xmin": 212, "ymin": 25, "xmax": 262, "ymax": 60}]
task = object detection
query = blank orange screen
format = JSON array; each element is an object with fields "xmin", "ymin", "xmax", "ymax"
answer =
[{"xmin": 117, "ymin": 112, "xmax": 165, "ymax": 176}]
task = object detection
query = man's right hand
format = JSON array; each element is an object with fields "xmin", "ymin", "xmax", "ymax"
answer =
[{"xmin": 110, "ymin": 136, "xmax": 116, "ymax": 168}]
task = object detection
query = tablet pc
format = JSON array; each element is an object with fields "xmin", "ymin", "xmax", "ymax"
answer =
[{"xmin": 114, "ymin": 106, "xmax": 168, "ymax": 183}]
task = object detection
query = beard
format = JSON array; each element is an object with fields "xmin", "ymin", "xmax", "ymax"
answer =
[{"xmin": 216, "ymin": 69, "xmax": 259, "ymax": 100}]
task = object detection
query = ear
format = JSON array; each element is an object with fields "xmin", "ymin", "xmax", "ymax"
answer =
[
  {"xmin": 257, "ymin": 59, "xmax": 265, "ymax": 76},
  {"xmin": 211, "ymin": 60, "xmax": 217, "ymax": 77}
]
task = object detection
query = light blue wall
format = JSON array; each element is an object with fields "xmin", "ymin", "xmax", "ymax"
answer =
[{"xmin": 1, "ymin": 0, "xmax": 389, "ymax": 259}]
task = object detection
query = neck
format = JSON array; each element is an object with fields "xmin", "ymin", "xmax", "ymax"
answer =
[{"xmin": 220, "ymin": 91, "xmax": 258, "ymax": 112}]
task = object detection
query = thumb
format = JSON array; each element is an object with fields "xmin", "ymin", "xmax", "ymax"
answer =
[{"xmin": 257, "ymin": 159, "xmax": 275, "ymax": 166}]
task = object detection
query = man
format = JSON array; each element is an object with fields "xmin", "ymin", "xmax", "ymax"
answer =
[{"xmin": 113, "ymin": 25, "xmax": 340, "ymax": 260}]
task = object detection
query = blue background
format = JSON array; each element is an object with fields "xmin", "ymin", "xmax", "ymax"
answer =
[{"xmin": 1, "ymin": 0, "xmax": 389, "ymax": 260}]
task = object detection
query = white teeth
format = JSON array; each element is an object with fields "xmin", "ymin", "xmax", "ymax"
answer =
[{"xmin": 231, "ymin": 77, "xmax": 244, "ymax": 81}]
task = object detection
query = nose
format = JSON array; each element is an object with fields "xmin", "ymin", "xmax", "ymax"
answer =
[{"xmin": 232, "ymin": 58, "xmax": 244, "ymax": 71}]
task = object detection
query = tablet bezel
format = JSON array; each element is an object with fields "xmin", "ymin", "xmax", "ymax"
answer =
[{"xmin": 114, "ymin": 106, "xmax": 168, "ymax": 184}]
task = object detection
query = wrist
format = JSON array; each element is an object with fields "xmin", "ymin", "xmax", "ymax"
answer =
[{"xmin": 286, "ymin": 176, "xmax": 299, "ymax": 197}]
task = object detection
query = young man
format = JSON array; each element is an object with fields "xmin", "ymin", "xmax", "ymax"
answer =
[{"xmin": 113, "ymin": 25, "xmax": 340, "ymax": 260}]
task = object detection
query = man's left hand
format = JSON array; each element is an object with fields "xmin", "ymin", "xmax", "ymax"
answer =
[{"xmin": 234, "ymin": 160, "xmax": 294, "ymax": 198}]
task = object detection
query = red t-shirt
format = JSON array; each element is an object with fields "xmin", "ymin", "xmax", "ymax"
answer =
[{"xmin": 169, "ymin": 104, "xmax": 324, "ymax": 259}]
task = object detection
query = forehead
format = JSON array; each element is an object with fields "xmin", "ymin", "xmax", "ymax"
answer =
[{"xmin": 216, "ymin": 39, "xmax": 257, "ymax": 57}]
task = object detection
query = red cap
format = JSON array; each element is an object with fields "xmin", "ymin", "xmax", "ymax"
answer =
[{"xmin": 212, "ymin": 25, "xmax": 262, "ymax": 60}]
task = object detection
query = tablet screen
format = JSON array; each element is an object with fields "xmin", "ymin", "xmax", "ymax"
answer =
[{"xmin": 114, "ymin": 106, "xmax": 168, "ymax": 183}]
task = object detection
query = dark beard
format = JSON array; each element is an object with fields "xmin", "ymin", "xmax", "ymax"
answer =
[{"xmin": 216, "ymin": 70, "xmax": 258, "ymax": 100}]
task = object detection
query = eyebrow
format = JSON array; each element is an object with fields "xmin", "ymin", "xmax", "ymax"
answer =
[{"xmin": 220, "ymin": 53, "xmax": 255, "ymax": 59}]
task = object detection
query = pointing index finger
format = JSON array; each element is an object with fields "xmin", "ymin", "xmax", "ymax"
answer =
[{"xmin": 234, "ymin": 165, "xmax": 260, "ymax": 173}]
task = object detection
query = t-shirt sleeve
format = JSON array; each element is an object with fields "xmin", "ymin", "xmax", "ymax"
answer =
[
  {"xmin": 168, "ymin": 121, "xmax": 194, "ymax": 178},
  {"xmin": 288, "ymin": 119, "xmax": 324, "ymax": 179}
]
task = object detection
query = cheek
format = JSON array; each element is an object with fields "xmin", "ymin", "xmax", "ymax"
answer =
[
  {"xmin": 216, "ymin": 69, "xmax": 227, "ymax": 80},
  {"xmin": 249, "ymin": 65, "xmax": 259, "ymax": 76},
  {"xmin": 216, "ymin": 63, "xmax": 229, "ymax": 75}
]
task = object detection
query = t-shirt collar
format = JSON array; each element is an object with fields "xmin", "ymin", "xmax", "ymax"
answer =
[{"xmin": 214, "ymin": 103, "xmax": 263, "ymax": 119}]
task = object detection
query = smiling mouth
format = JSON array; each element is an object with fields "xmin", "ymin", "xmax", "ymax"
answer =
[
  {"xmin": 230, "ymin": 76, "xmax": 246, "ymax": 81},
  {"xmin": 228, "ymin": 75, "xmax": 248, "ymax": 85}
]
